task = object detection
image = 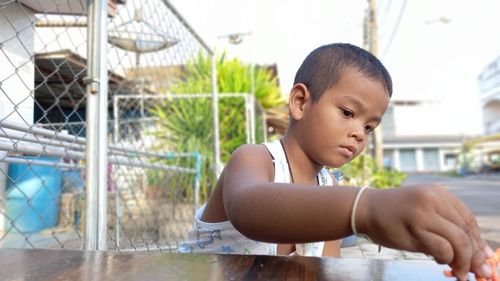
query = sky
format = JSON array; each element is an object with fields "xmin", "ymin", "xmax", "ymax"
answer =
[{"xmin": 169, "ymin": 0, "xmax": 500, "ymax": 135}]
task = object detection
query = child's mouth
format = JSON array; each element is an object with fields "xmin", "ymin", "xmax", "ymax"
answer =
[{"xmin": 339, "ymin": 146, "xmax": 355, "ymax": 157}]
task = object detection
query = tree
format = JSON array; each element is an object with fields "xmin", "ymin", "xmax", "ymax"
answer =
[{"xmin": 149, "ymin": 52, "xmax": 284, "ymax": 200}]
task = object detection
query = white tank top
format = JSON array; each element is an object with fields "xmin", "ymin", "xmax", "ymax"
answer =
[{"xmin": 177, "ymin": 140, "xmax": 334, "ymax": 256}]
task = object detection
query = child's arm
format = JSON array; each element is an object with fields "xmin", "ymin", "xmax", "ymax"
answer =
[
  {"xmin": 223, "ymin": 145, "xmax": 357, "ymax": 242},
  {"xmin": 222, "ymin": 144, "xmax": 491, "ymax": 281}
]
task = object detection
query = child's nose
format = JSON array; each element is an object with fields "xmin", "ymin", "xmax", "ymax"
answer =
[{"xmin": 348, "ymin": 125, "xmax": 365, "ymax": 142}]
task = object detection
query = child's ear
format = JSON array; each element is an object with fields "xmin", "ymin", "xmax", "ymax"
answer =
[{"xmin": 289, "ymin": 83, "xmax": 310, "ymax": 121}]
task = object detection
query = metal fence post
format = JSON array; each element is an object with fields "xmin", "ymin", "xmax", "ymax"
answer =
[
  {"xmin": 85, "ymin": 0, "xmax": 108, "ymax": 251},
  {"xmin": 211, "ymin": 55, "xmax": 221, "ymax": 176},
  {"xmin": 245, "ymin": 94, "xmax": 251, "ymax": 144},
  {"xmin": 249, "ymin": 94, "xmax": 256, "ymax": 144},
  {"xmin": 97, "ymin": 0, "xmax": 109, "ymax": 251},
  {"xmin": 112, "ymin": 95, "xmax": 120, "ymax": 248},
  {"xmin": 0, "ymin": 154, "xmax": 5, "ymax": 233},
  {"xmin": 261, "ymin": 104, "xmax": 268, "ymax": 143},
  {"xmin": 113, "ymin": 96, "xmax": 119, "ymax": 144}
]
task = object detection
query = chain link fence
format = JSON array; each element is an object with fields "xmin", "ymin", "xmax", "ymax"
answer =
[
  {"xmin": 0, "ymin": 0, "xmax": 90, "ymax": 250},
  {"xmin": 110, "ymin": 92, "xmax": 266, "ymax": 251},
  {"xmin": 0, "ymin": 0, "xmax": 267, "ymax": 252},
  {"xmin": 103, "ymin": 0, "xmax": 213, "ymax": 252}
]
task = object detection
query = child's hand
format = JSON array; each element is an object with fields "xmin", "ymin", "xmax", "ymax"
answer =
[
  {"xmin": 444, "ymin": 248, "xmax": 499, "ymax": 281},
  {"xmin": 357, "ymin": 184, "xmax": 492, "ymax": 281}
]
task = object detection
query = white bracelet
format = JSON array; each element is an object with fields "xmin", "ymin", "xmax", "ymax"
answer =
[{"xmin": 350, "ymin": 186, "xmax": 370, "ymax": 234}]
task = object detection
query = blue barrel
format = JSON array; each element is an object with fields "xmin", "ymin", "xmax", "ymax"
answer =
[{"xmin": 6, "ymin": 156, "xmax": 62, "ymax": 233}]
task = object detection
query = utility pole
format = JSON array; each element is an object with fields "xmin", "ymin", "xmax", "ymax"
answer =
[{"xmin": 364, "ymin": 0, "xmax": 384, "ymax": 169}]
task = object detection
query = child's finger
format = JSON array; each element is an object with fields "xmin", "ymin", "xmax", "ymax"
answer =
[
  {"xmin": 430, "ymin": 216, "xmax": 473, "ymax": 280},
  {"xmin": 469, "ymin": 241, "xmax": 493, "ymax": 279},
  {"xmin": 434, "ymin": 203, "xmax": 490, "ymax": 279},
  {"xmin": 430, "ymin": 187, "xmax": 487, "ymax": 273},
  {"xmin": 432, "ymin": 187, "xmax": 481, "ymax": 239},
  {"xmin": 415, "ymin": 229, "xmax": 454, "ymax": 265},
  {"xmin": 444, "ymin": 212, "xmax": 486, "ymax": 277},
  {"xmin": 446, "ymin": 193, "xmax": 484, "ymax": 245},
  {"xmin": 442, "ymin": 194, "xmax": 489, "ymax": 276}
]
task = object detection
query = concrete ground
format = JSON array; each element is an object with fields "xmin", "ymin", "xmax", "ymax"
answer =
[
  {"xmin": 341, "ymin": 236, "xmax": 432, "ymax": 260},
  {"xmin": 340, "ymin": 173, "xmax": 500, "ymax": 259}
]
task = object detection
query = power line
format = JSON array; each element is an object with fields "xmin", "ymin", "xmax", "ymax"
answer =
[
  {"xmin": 378, "ymin": 0, "xmax": 393, "ymax": 28},
  {"xmin": 381, "ymin": 0, "xmax": 408, "ymax": 59}
]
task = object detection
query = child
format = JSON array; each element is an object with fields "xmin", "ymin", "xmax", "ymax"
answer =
[{"xmin": 178, "ymin": 43, "xmax": 494, "ymax": 281}]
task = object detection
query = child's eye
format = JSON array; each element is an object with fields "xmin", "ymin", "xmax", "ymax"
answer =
[
  {"xmin": 341, "ymin": 108, "xmax": 353, "ymax": 118},
  {"xmin": 365, "ymin": 125, "xmax": 374, "ymax": 134}
]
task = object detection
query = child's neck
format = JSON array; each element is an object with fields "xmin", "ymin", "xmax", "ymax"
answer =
[{"xmin": 280, "ymin": 135, "xmax": 323, "ymax": 185}]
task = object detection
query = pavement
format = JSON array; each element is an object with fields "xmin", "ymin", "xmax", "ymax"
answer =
[
  {"xmin": 341, "ymin": 236, "xmax": 432, "ymax": 260},
  {"xmin": 340, "ymin": 173, "xmax": 500, "ymax": 260}
]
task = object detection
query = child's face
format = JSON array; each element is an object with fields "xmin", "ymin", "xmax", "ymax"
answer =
[{"xmin": 300, "ymin": 68, "xmax": 389, "ymax": 168}]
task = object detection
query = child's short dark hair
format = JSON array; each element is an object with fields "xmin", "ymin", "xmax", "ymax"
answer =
[{"xmin": 293, "ymin": 43, "xmax": 393, "ymax": 101}]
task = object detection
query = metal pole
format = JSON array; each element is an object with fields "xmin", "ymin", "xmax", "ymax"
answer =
[
  {"xmin": 84, "ymin": 0, "xmax": 108, "ymax": 251},
  {"xmin": 0, "ymin": 130, "xmax": 85, "ymax": 151},
  {"xmin": 140, "ymin": 88, "xmax": 145, "ymax": 134},
  {"xmin": 97, "ymin": 0, "xmax": 109, "ymax": 251},
  {"xmin": 211, "ymin": 55, "xmax": 221, "ymax": 176},
  {"xmin": 260, "ymin": 103, "xmax": 268, "ymax": 143},
  {"xmin": 112, "ymin": 95, "xmax": 120, "ymax": 249},
  {"xmin": 0, "ymin": 152, "xmax": 6, "ymax": 232},
  {"xmin": 0, "ymin": 141, "xmax": 85, "ymax": 160},
  {"xmin": 115, "ymin": 186, "xmax": 120, "ymax": 249},
  {"xmin": 0, "ymin": 119, "xmax": 86, "ymax": 144},
  {"xmin": 249, "ymin": 32, "xmax": 256, "ymax": 144},
  {"xmin": 84, "ymin": 0, "xmax": 100, "ymax": 251},
  {"xmin": 114, "ymin": 93, "xmax": 246, "ymax": 99},
  {"xmin": 249, "ymin": 94, "xmax": 256, "ymax": 144},
  {"xmin": 0, "ymin": 157, "xmax": 79, "ymax": 169},
  {"xmin": 193, "ymin": 152, "xmax": 201, "ymax": 211},
  {"xmin": 244, "ymin": 95, "xmax": 251, "ymax": 144},
  {"xmin": 250, "ymin": 63, "xmax": 255, "ymax": 99},
  {"xmin": 113, "ymin": 96, "xmax": 119, "ymax": 144}
]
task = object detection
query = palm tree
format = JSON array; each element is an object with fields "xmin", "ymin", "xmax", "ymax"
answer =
[{"xmin": 149, "ymin": 52, "xmax": 284, "ymax": 200}]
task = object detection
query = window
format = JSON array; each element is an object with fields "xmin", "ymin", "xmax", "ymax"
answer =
[
  {"xmin": 423, "ymin": 148, "xmax": 440, "ymax": 171},
  {"xmin": 399, "ymin": 149, "xmax": 416, "ymax": 172}
]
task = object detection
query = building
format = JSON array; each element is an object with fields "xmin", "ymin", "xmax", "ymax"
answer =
[
  {"xmin": 0, "ymin": 0, "xmax": 123, "ymax": 128},
  {"xmin": 475, "ymin": 56, "xmax": 500, "ymax": 171},
  {"xmin": 381, "ymin": 100, "xmax": 464, "ymax": 173},
  {"xmin": 381, "ymin": 55, "xmax": 500, "ymax": 173},
  {"xmin": 478, "ymin": 56, "xmax": 500, "ymax": 135}
]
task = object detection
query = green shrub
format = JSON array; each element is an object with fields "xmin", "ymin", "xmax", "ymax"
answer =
[
  {"xmin": 338, "ymin": 154, "xmax": 406, "ymax": 189},
  {"xmin": 149, "ymin": 52, "xmax": 284, "ymax": 201}
]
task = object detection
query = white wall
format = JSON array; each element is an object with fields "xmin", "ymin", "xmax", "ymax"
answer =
[
  {"xmin": 385, "ymin": 145, "xmax": 461, "ymax": 173},
  {"xmin": 483, "ymin": 100, "xmax": 500, "ymax": 134},
  {"xmin": 391, "ymin": 102, "xmax": 471, "ymax": 136},
  {"xmin": 0, "ymin": 5, "xmax": 35, "ymax": 125},
  {"xmin": 0, "ymin": 4, "xmax": 35, "ymax": 232}
]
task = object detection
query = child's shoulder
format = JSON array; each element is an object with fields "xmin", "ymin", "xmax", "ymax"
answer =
[
  {"xmin": 228, "ymin": 144, "xmax": 273, "ymax": 167},
  {"xmin": 231, "ymin": 143, "xmax": 272, "ymax": 161},
  {"xmin": 225, "ymin": 144, "xmax": 275, "ymax": 177}
]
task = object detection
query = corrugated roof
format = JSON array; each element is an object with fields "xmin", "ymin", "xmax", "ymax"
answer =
[
  {"xmin": 20, "ymin": 0, "xmax": 120, "ymax": 16},
  {"xmin": 34, "ymin": 49, "xmax": 139, "ymax": 108}
]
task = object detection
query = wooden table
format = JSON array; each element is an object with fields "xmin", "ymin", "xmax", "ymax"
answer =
[{"xmin": 0, "ymin": 248, "xmax": 465, "ymax": 280}]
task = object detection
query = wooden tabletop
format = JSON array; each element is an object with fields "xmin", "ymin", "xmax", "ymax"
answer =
[{"xmin": 0, "ymin": 248, "xmax": 464, "ymax": 281}]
